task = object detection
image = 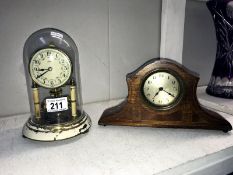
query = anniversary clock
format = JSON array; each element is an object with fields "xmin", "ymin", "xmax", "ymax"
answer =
[
  {"xmin": 23, "ymin": 28, "xmax": 91, "ymax": 141},
  {"xmin": 98, "ymin": 58, "xmax": 232, "ymax": 132}
]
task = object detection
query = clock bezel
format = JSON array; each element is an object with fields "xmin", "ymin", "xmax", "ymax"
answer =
[
  {"xmin": 29, "ymin": 47, "xmax": 73, "ymax": 89},
  {"xmin": 141, "ymin": 68, "xmax": 184, "ymax": 110}
]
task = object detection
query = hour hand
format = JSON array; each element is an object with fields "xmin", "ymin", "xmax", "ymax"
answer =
[
  {"xmin": 153, "ymin": 91, "xmax": 160, "ymax": 98},
  {"xmin": 36, "ymin": 68, "xmax": 47, "ymax": 71},
  {"xmin": 36, "ymin": 67, "xmax": 52, "ymax": 71},
  {"xmin": 153, "ymin": 87, "xmax": 163, "ymax": 98}
]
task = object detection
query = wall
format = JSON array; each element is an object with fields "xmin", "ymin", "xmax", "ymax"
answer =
[
  {"xmin": 0, "ymin": 0, "xmax": 161, "ymax": 116},
  {"xmin": 183, "ymin": 0, "xmax": 216, "ymax": 85}
]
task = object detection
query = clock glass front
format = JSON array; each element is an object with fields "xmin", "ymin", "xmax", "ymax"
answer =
[
  {"xmin": 22, "ymin": 28, "xmax": 91, "ymax": 141},
  {"xmin": 142, "ymin": 71, "xmax": 181, "ymax": 107}
]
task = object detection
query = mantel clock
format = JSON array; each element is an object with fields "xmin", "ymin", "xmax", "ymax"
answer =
[{"xmin": 99, "ymin": 58, "xmax": 232, "ymax": 132}]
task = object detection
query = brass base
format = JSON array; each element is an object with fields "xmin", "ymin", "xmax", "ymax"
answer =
[{"xmin": 22, "ymin": 111, "xmax": 91, "ymax": 141}]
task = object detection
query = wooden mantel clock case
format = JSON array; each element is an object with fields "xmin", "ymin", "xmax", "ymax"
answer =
[{"xmin": 98, "ymin": 58, "xmax": 232, "ymax": 132}]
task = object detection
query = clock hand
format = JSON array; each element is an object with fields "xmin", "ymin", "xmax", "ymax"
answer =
[
  {"xmin": 162, "ymin": 89, "xmax": 175, "ymax": 97},
  {"xmin": 36, "ymin": 68, "xmax": 51, "ymax": 71},
  {"xmin": 36, "ymin": 70, "xmax": 49, "ymax": 79},
  {"xmin": 153, "ymin": 87, "xmax": 163, "ymax": 98},
  {"xmin": 153, "ymin": 91, "xmax": 160, "ymax": 97},
  {"xmin": 36, "ymin": 67, "xmax": 52, "ymax": 79}
]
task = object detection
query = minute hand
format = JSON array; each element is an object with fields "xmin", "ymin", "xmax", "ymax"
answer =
[
  {"xmin": 162, "ymin": 89, "xmax": 175, "ymax": 97},
  {"xmin": 36, "ymin": 70, "xmax": 50, "ymax": 79}
]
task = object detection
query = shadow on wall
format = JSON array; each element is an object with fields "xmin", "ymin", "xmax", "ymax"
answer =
[{"xmin": 183, "ymin": 0, "xmax": 216, "ymax": 86}]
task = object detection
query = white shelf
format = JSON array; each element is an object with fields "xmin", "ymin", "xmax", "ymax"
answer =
[
  {"xmin": 198, "ymin": 86, "xmax": 233, "ymax": 116},
  {"xmin": 0, "ymin": 87, "xmax": 233, "ymax": 175}
]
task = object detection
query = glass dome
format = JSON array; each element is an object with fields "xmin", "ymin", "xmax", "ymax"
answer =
[{"xmin": 22, "ymin": 28, "xmax": 91, "ymax": 141}]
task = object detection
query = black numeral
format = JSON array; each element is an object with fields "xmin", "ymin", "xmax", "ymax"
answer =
[
  {"xmin": 50, "ymin": 102, "xmax": 63, "ymax": 110},
  {"xmin": 34, "ymin": 67, "xmax": 39, "ymax": 71},
  {"xmin": 50, "ymin": 81, "xmax": 54, "ymax": 86},
  {"xmin": 50, "ymin": 103, "xmax": 55, "ymax": 110},
  {"xmin": 47, "ymin": 51, "xmax": 51, "ymax": 57},
  {"xmin": 34, "ymin": 60, "xmax": 40, "ymax": 64}
]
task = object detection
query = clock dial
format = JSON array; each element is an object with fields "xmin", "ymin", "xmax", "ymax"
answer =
[
  {"xmin": 142, "ymin": 71, "xmax": 181, "ymax": 107},
  {"xmin": 29, "ymin": 48, "xmax": 72, "ymax": 88}
]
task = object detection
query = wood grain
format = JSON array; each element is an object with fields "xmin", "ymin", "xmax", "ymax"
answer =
[{"xmin": 98, "ymin": 58, "xmax": 232, "ymax": 132}]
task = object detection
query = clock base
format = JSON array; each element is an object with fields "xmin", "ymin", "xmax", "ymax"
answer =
[
  {"xmin": 22, "ymin": 111, "xmax": 91, "ymax": 141},
  {"xmin": 98, "ymin": 100, "xmax": 232, "ymax": 133}
]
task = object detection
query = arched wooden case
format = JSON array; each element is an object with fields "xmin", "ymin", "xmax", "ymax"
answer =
[{"xmin": 99, "ymin": 58, "xmax": 232, "ymax": 132}]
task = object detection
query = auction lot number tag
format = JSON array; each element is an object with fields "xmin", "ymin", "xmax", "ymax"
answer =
[{"xmin": 46, "ymin": 97, "xmax": 68, "ymax": 112}]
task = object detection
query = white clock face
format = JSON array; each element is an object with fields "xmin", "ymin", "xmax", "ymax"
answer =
[
  {"xmin": 142, "ymin": 71, "xmax": 181, "ymax": 107},
  {"xmin": 29, "ymin": 48, "xmax": 72, "ymax": 88}
]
